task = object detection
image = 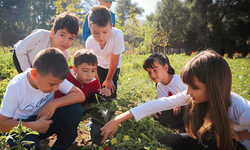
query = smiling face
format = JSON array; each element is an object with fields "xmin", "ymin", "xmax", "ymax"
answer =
[
  {"xmin": 89, "ymin": 23, "xmax": 112, "ymax": 48},
  {"xmin": 31, "ymin": 70, "xmax": 64, "ymax": 93},
  {"xmin": 50, "ymin": 28, "xmax": 76, "ymax": 51},
  {"xmin": 73, "ymin": 63, "xmax": 97, "ymax": 84},
  {"xmin": 145, "ymin": 60, "xmax": 169, "ymax": 84},
  {"xmin": 186, "ymin": 76, "xmax": 208, "ymax": 104}
]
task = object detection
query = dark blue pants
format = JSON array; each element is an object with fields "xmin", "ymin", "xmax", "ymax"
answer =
[
  {"xmin": 97, "ymin": 66, "xmax": 120, "ymax": 98},
  {"xmin": 8, "ymin": 104, "xmax": 83, "ymax": 150}
]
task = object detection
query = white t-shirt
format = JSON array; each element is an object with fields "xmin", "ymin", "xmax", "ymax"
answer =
[
  {"xmin": 14, "ymin": 29, "xmax": 69, "ymax": 72},
  {"xmin": 0, "ymin": 69, "xmax": 73, "ymax": 120},
  {"xmin": 86, "ymin": 27, "xmax": 125, "ymax": 69},
  {"xmin": 130, "ymin": 91, "xmax": 250, "ymax": 149},
  {"xmin": 157, "ymin": 75, "xmax": 187, "ymax": 98}
]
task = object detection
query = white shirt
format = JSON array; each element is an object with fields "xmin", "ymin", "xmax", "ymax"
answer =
[
  {"xmin": 86, "ymin": 27, "xmax": 125, "ymax": 69},
  {"xmin": 130, "ymin": 91, "xmax": 250, "ymax": 149},
  {"xmin": 0, "ymin": 69, "xmax": 73, "ymax": 120},
  {"xmin": 157, "ymin": 75, "xmax": 187, "ymax": 98},
  {"xmin": 14, "ymin": 29, "xmax": 69, "ymax": 71}
]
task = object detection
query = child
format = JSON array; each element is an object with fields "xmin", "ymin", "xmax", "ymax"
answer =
[
  {"xmin": 0, "ymin": 48, "xmax": 85, "ymax": 149},
  {"xmin": 86, "ymin": 6, "xmax": 125, "ymax": 98},
  {"xmin": 82, "ymin": 0, "xmax": 116, "ymax": 42},
  {"xmin": 101, "ymin": 50, "xmax": 250, "ymax": 150},
  {"xmin": 13, "ymin": 12, "xmax": 79, "ymax": 73},
  {"xmin": 54, "ymin": 49, "xmax": 111, "ymax": 145},
  {"xmin": 143, "ymin": 53, "xmax": 187, "ymax": 132}
]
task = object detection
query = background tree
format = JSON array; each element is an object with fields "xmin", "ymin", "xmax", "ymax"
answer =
[
  {"xmin": 124, "ymin": 6, "xmax": 144, "ymax": 53},
  {"xmin": 115, "ymin": 0, "xmax": 144, "ymax": 26}
]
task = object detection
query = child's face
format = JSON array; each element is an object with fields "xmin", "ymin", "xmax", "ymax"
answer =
[
  {"xmin": 89, "ymin": 23, "xmax": 112, "ymax": 48},
  {"xmin": 34, "ymin": 72, "xmax": 64, "ymax": 93},
  {"xmin": 145, "ymin": 60, "xmax": 168, "ymax": 84},
  {"xmin": 51, "ymin": 28, "xmax": 76, "ymax": 51},
  {"xmin": 99, "ymin": 0, "xmax": 112, "ymax": 9},
  {"xmin": 73, "ymin": 63, "xmax": 97, "ymax": 84},
  {"xmin": 186, "ymin": 76, "xmax": 208, "ymax": 104}
]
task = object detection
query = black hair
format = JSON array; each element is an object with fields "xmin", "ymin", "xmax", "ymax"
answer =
[
  {"xmin": 32, "ymin": 48, "xmax": 69, "ymax": 80},
  {"xmin": 143, "ymin": 53, "xmax": 175, "ymax": 75},
  {"xmin": 74, "ymin": 49, "xmax": 97, "ymax": 68},
  {"xmin": 53, "ymin": 12, "xmax": 79, "ymax": 36},
  {"xmin": 88, "ymin": 5, "xmax": 112, "ymax": 27}
]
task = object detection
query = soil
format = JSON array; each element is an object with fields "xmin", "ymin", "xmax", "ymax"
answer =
[{"xmin": 40, "ymin": 119, "xmax": 91, "ymax": 150}]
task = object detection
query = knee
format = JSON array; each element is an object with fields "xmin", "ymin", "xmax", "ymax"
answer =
[{"xmin": 68, "ymin": 104, "xmax": 83, "ymax": 119}]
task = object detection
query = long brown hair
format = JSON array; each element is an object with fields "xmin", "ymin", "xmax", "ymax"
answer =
[{"xmin": 180, "ymin": 50, "xmax": 235, "ymax": 150}]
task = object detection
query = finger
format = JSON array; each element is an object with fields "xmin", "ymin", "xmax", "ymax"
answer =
[
  {"xmin": 101, "ymin": 132, "xmax": 108, "ymax": 143},
  {"xmin": 111, "ymin": 86, "xmax": 114, "ymax": 94},
  {"xmin": 178, "ymin": 108, "xmax": 181, "ymax": 114},
  {"xmin": 159, "ymin": 111, "xmax": 162, "ymax": 115}
]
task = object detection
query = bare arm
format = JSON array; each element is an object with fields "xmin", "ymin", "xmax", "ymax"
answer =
[
  {"xmin": 234, "ymin": 130, "xmax": 250, "ymax": 141},
  {"xmin": 37, "ymin": 86, "xmax": 85, "ymax": 119},
  {"xmin": 102, "ymin": 53, "xmax": 120, "ymax": 93},
  {"xmin": 0, "ymin": 114, "xmax": 52, "ymax": 133},
  {"xmin": 101, "ymin": 110, "xmax": 134, "ymax": 143}
]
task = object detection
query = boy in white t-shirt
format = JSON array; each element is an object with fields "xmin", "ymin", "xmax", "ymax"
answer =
[
  {"xmin": 86, "ymin": 6, "xmax": 125, "ymax": 98},
  {"xmin": 13, "ymin": 12, "xmax": 79, "ymax": 73},
  {"xmin": 0, "ymin": 48, "xmax": 85, "ymax": 150}
]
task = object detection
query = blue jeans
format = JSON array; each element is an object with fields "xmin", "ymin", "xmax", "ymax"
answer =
[{"xmin": 8, "ymin": 104, "xmax": 83, "ymax": 150}]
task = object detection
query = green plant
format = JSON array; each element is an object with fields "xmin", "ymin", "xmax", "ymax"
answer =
[{"xmin": 0, "ymin": 120, "xmax": 39, "ymax": 150}]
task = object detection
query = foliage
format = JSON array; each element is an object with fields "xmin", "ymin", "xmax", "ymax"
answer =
[
  {"xmin": 115, "ymin": 0, "xmax": 144, "ymax": 26},
  {"xmin": 124, "ymin": 6, "xmax": 145, "ymax": 53},
  {"xmin": 0, "ymin": 0, "xmax": 56, "ymax": 46},
  {"xmin": 0, "ymin": 120, "xmax": 39, "ymax": 150}
]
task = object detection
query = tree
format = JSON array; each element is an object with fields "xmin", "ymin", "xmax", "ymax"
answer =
[
  {"xmin": 125, "ymin": 6, "xmax": 144, "ymax": 53},
  {"xmin": 115, "ymin": 0, "xmax": 144, "ymax": 26},
  {"xmin": 0, "ymin": 0, "xmax": 56, "ymax": 47}
]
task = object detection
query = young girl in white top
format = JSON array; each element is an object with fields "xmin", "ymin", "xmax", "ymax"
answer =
[
  {"xmin": 101, "ymin": 50, "xmax": 250, "ymax": 150},
  {"xmin": 143, "ymin": 53, "xmax": 187, "ymax": 132}
]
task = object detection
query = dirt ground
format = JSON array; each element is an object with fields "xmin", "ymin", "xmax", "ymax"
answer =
[{"xmin": 40, "ymin": 119, "xmax": 91, "ymax": 150}]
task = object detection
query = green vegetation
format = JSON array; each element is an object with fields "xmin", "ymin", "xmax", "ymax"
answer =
[{"xmin": 0, "ymin": 52, "xmax": 249, "ymax": 149}]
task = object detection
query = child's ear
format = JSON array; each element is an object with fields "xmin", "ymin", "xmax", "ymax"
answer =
[
  {"xmin": 164, "ymin": 64, "xmax": 169, "ymax": 72},
  {"xmin": 30, "ymin": 69, "xmax": 38, "ymax": 80},
  {"xmin": 50, "ymin": 28, "xmax": 55, "ymax": 38}
]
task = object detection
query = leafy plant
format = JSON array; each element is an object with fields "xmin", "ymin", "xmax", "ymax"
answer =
[{"xmin": 0, "ymin": 119, "xmax": 39, "ymax": 150}]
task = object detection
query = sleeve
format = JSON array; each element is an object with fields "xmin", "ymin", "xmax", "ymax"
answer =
[
  {"xmin": 62, "ymin": 49, "xmax": 69, "ymax": 61},
  {"xmin": 111, "ymin": 11, "xmax": 116, "ymax": 27},
  {"xmin": 58, "ymin": 79, "xmax": 74, "ymax": 95},
  {"xmin": 113, "ymin": 31, "xmax": 125, "ymax": 55},
  {"xmin": 0, "ymin": 84, "xmax": 19, "ymax": 118},
  {"xmin": 82, "ymin": 14, "xmax": 91, "ymax": 42},
  {"xmin": 14, "ymin": 30, "xmax": 45, "ymax": 71},
  {"xmin": 86, "ymin": 37, "xmax": 94, "ymax": 49},
  {"xmin": 130, "ymin": 90, "xmax": 190, "ymax": 122}
]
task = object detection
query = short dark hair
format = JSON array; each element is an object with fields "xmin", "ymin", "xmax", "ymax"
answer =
[
  {"xmin": 53, "ymin": 12, "xmax": 79, "ymax": 36},
  {"xmin": 32, "ymin": 48, "xmax": 69, "ymax": 80},
  {"xmin": 88, "ymin": 6, "xmax": 112, "ymax": 27},
  {"xmin": 74, "ymin": 49, "xmax": 97, "ymax": 68}
]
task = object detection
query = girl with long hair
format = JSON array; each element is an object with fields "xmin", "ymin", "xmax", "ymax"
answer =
[{"xmin": 100, "ymin": 50, "xmax": 250, "ymax": 150}]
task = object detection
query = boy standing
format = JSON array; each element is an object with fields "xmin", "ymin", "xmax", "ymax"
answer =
[
  {"xmin": 13, "ymin": 12, "xmax": 79, "ymax": 73},
  {"xmin": 54, "ymin": 49, "xmax": 111, "ymax": 145},
  {"xmin": 0, "ymin": 48, "xmax": 85, "ymax": 149},
  {"xmin": 82, "ymin": 0, "xmax": 116, "ymax": 42},
  {"xmin": 86, "ymin": 6, "xmax": 125, "ymax": 98}
]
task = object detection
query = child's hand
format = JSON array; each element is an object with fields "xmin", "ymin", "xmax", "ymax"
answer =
[
  {"xmin": 151, "ymin": 111, "xmax": 161, "ymax": 118},
  {"xmin": 99, "ymin": 88, "xmax": 111, "ymax": 96},
  {"xmin": 101, "ymin": 119, "xmax": 119, "ymax": 143},
  {"xmin": 102, "ymin": 79, "xmax": 115, "ymax": 94},
  {"xmin": 37, "ymin": 101, "xmax": 56, "ymax": 120},
  {"xmin": 173, "ymin": 106, "xmax": 181, "ymax": 115},
  {"xmin": 35, "ymin": 112, "xmax": 53, "ymax": 133}
]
